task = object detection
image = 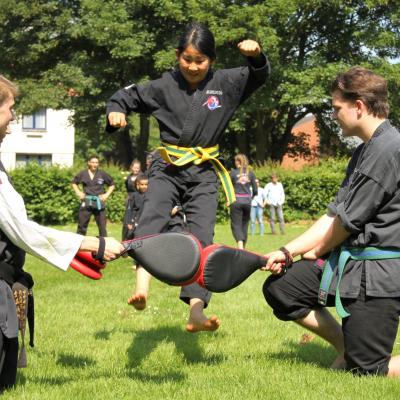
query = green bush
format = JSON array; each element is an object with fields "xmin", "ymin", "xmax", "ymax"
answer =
[
  {"xmin": 9, "ymin": 158, "xmax": 348, "ymax": 226},
  {"xmin": 10, "ymin": 163, "xmax": 126, "ymax": 225}
]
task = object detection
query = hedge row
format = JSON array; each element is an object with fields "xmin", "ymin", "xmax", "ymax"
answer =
[
  {"xmin": 9, "ymin": 158, "xmax": 348, "ymax": 226},
  {"xmin": 10, "ymin": 163, "xmax": 127, "ymax": 225}
]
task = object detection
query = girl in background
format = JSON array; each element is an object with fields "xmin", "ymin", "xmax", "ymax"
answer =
[
  {"xmin": 229, "ymin": 154, "xmax": 257, "ymax": 249},
  {"xmin": 106, "ymin": 22, "xmax": 269, "ymax": 332}
]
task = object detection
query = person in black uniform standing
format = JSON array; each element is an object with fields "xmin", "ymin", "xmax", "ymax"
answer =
[
  {"xmin": 106, "ymin": 22, "xmax": 269, "ymax": 333},
  {"xmin": 229, "ymin": 154, "xmax": 257, "ymax": 249},
  {"xmin": 123, "ymin": 173, "xmax": 148, "ymax": 242},
  {"xmin": 122, "ymin": 159, "xmax": 141, "ymax": 240},
  {"xmin": 125, "ymin": 159, "xmax": 141, "ymax": 197},
  {"xmin": 72, "ymin": 156, "xmax": 115, "ymax": 237},
  {"xmin": 263, "ymin": 67, "xmax": 400, "ymax": 376}
]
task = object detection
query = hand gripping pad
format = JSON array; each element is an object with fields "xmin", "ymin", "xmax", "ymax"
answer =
[
  {"xmin": 198, "ymin": 245, "xmax": 266, "ymax": 292},
  {"xmin": 125, "ymin": 232, "xmax": 202, "ymax": 285}
]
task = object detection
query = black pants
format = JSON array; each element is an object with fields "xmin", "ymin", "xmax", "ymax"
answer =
[
  {"xmin": 77, "ymin": 207, "xmax": 107, "ymax": 237},
  {"xmin": 230, "ymin": 202, "xmax": 251, "ymax": 243},
  {"xmin": 0, "ymin": 333, "xmax": 18, "ymax": 391},
  {"xmin": 135, "ymin": 159, "xmax": 219, "ymax": 307},
  {"xmin": 263, "ymin": 259, "xmax": 400, "ymax": 375}
]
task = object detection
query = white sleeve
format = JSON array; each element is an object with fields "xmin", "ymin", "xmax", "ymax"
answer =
[{"xmin": 0, "ymin": 171, "xmax": 83, "ymax": 271}]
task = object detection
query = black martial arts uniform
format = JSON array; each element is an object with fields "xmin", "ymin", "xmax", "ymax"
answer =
[
  {"xmin": 72, "ymin": 169, "xmax": 114, "ymax": 237},
  {"xmin": 264, "ymin": 120, "xmax": 400, "ymax": 375},
  {"xmin": 125, "ymin": 173, "xmax": 138, "ymax": 198},
  {"xmin": 106, "ymin": 53, "xmax": 269, "ymax": 306},
  {"xmin": 229, "ymin": 168, "xmax": 257, "ymax": 244},
  {"xmin": 123, "ymin": 191, "xmax": 145, "ymax": 240},
  {"xmin": 121, "ymin": 173, "xmax": 139, "ymax": 240}
]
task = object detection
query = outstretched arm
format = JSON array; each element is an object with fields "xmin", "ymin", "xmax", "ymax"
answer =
[
  {"xmin": 0, "ymin": 171, "xmax": 124, "ymax": 269},
  {"xmin": 263, "ymin": 213, "xmax": 338, "ymax": 274}
]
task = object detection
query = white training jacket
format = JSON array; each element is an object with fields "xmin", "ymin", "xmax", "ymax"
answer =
[{"xmin": 0, "ymin": 170, "xmax": 83, "ymax": 271}]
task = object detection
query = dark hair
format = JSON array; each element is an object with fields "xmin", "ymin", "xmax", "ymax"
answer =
[
  {"xmin": 331, "ymin": 67, "xmax": 389, "ymax": 118},
  {"xmin": 136, "ymin": 173, "xmax": 148, "ymax": 184},
  {"xmin": 177, "ymin": 22, "xmax": 216, "ymax": 60},
  {"xmin": 87, "ymin": 155, "xmax": 99, "ymax": 162}
]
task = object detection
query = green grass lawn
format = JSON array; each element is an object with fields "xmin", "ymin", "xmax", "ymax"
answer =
[{"xmin": 3, "ymin": 222, "xmax": 400, "ymax": 399}]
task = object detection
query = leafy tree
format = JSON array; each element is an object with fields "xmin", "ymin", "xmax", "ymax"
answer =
[{"xmin": 1, "ymin": 0, "xmax": 400, "ymax": 166}]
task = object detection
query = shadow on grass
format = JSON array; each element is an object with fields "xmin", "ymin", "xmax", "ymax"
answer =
[
  {"xmin": 125, "ymin": 325, "xmax": 223, "ymax": 383},
  {"xmin": 94, "ymin": 329, "xmax": 114, "ymax": 340},
  {"xmin": 267, "ymin": 340, "xmax": 337, "ymax": 368},
  {"xmin": 56, "ymin": 353, "xmax": 96, "ymax": 368},
  {"xmin": 16, "ymin": 372, "xmax": 74, "ymax": 387}
]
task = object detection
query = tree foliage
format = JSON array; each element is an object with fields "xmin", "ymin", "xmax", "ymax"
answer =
[{"xmin": 1, "ymin": 0, "xmax": 400, "ymax": 164}]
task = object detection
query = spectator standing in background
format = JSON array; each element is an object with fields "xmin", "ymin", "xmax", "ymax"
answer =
[
  {"xmin": 71, "ymin": 156, "xmax": 115, "ymax": 237},
  {"xmin": 125, "ymin": 159, "xmax": 141, "ymax": 198},
  {"xmin": 122, "ymin": 159, "xmax": 141, "ymax": 240},
  {"xmin": 264, "ymin": 174, "xmax": 285, "ymax": 235},
  {"xmin": 250, "ymin": 179, "xmax": 265, "ymax": 236},
  {"xmin": 229, "ymin": 154, "xmax": 257, "ymax": 249}
]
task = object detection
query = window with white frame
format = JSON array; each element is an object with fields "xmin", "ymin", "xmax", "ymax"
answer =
[
  {"xmin": 16, "ymin": 154, "xmax": 52, "ymax": 167},
  {"xmin": 22, "ymin": 109, "xmax": 47, "ymax": 130}
]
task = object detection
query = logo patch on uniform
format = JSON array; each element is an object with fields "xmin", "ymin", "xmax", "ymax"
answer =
[{"xmin": 203, "ymin": 96, "xmax": 221, "ymax": 111}]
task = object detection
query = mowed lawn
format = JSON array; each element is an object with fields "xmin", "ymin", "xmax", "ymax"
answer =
[{"xmin": 4, "ymin": 221, "xmax": 400, "ymax": 400}]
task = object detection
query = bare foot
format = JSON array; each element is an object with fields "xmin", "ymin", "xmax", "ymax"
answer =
[
  {"xmin": 330, "ymin": 353, "xmax": 346, "ymax": 370},
  {"xmin": 186, "ymin": 315, "xmax": 220, "ymax": 333},
  {"xmin": 127, "ymin": 293, "xmax": 147, "ymax": 310}
]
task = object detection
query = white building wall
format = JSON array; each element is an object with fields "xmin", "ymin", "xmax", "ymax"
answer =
[{"xmin": 0, "ymin": 109, "xmax": 74, "ymax": 170}]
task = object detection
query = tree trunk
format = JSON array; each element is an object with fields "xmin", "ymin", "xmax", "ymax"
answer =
[
  {"xmin": 236, "ymin": 132, "xmax": 248, "ymax": 155},
  {"xmin": 115, "ymin": 126, "xmax": 134, "ymax": 167},
  {"xmin": 254, "ymin": 109, "xmax": 267, "ymax": 164},
  {"xmin": 137, "ymin": 114, "xmax": 150, "ymax": 167}
]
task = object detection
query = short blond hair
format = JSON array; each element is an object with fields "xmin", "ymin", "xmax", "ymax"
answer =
[{"xmin": 0, "ymin": 75, "xmax": 18, "ymax": 106}]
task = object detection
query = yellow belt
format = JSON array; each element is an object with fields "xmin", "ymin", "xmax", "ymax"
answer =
[{"xmin": 156, "ymin": 143, "xmax": 236, "ymax": 205}]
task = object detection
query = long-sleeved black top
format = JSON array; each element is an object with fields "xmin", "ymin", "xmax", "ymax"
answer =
[
  {"xmin": 230, "ymin": 168, "xmax": 257, "ymax": 204},
  {"xmin": 106, "ymin": 54, "xmax": 270, "ymax": 148},
  {"xmin": 327, "ymin": 120, "xmax": 400, "ymax": 298}
]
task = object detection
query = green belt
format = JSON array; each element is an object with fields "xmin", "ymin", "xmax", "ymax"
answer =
[
  {"xmin": 318, "ymin": 246, "xmax": 400, "ymax": 318},
  {"xmin": 85, "ymin": 195, "xmax": 102, "ymax": 211}
]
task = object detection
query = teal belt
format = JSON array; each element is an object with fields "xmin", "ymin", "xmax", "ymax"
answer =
[
  {"xmin": 85, "ymin": 195, "xmax": 102, "ymax": 211},
  {"xmin": 319, "ymin": 246, "xmax": 400, "ymax": 318}
]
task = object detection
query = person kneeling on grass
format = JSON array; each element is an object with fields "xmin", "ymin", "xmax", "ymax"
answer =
[
  {"xmin": 0, "ymin": 75, "xmax": 124, "ymax": 391},
  {"xmin": 262, "ymin": 67, "xmax": 400, "ymax": 376}
]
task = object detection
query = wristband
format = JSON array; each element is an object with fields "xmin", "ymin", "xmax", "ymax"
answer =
[
  {"xmin": 94, "ymin": 236, "xmax": 106, "ymax": 262},
  {"xmin": 279, "ymin": 246, "xmax": 293, "ymax": 273}
]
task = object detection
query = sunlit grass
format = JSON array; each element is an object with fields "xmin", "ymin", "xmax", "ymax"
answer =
[{"xmin": 3, "ymin": 221, "xmax": 400, "ymax": 399}]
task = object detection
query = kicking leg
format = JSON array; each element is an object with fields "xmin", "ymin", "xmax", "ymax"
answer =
[
  {"xmin": 182, "ymin": 180, "xmax": 220, "ymax": 332},
  {"xmin": 186, "ymin": 298, "xmax": 220, "ymax": 333},
  {"xmin": 128, "ymin": 266, "xmax": 152, "ymax": 310},
  {"xmin": 388, "ymin": 356, "xmax": 400, "ymax": 377}
]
